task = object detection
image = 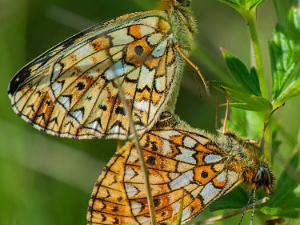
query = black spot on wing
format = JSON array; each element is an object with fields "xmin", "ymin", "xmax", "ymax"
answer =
[
  {"xmin": 8, "ymin": 66, "xmax": 32, "ymax": 96},
  {"xmin": 8, "ymin": 45, "xmax": 58, "ymax": 96}
]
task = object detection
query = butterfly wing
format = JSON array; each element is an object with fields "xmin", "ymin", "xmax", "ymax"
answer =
[
  {"xmin": 88, "ymin": 127, "xmax": 242, "ymax": 225},
  {"xmin": 8, "ymin": 11, "xmax": 182, "ymax": 139}
]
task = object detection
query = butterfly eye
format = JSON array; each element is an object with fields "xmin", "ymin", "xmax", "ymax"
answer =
[
  {"xmin": 253, "ymin": 164, "xmax": 274, "ymax": 194},
  {"xmin": 176, "ymin": 0, "xmax": 191, "ymax": 7}
]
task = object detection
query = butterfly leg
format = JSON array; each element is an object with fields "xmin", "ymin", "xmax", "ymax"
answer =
[{"xmin": 175, "ymin": 45, "xmax": 210, "ymax": 95}]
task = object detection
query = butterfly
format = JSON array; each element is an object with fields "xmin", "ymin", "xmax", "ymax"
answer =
[
  {"xmin": 8, "ymin": 0, "xmax": 201, "ymax": 140},
  {"xmin": 87, "ymin": 112, "xmax": 274, "ymax": 225}
]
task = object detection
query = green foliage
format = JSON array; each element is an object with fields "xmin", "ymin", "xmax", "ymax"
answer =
[
  {"xmin": 219, "ymin": 0, "xmax": 264, "ymax": 14},
  {"xmin": 270, "ymin": 4, "xmax": 300, "ymax": 108},
  {"xmin": 215, "ymin": 49, "xmax": 272, "ymax": 112},
  {"xmin": 209, "ymin": 0, "xmax": 300, "ymax": 224},
  {"xmin": 262, "ymin": 154, "xmax": 300, "ymax": 218},
  {"xmin": 222, "ymin": 49, "xmax": 261, "ymax": 96},
  {"xmin": 269, "ymin": 25, "xmax": 297, "ymax": 99},
  {"xmin": 216, "ymin": 0, "xmax": 300, "ymax": 112},
  {"xmin": 209, "ymin": 187, "xmax": 249, "ymax": 211},
  {"xmin": 212, "ymin": 81, "xmax": 272, "ymax": 111}
]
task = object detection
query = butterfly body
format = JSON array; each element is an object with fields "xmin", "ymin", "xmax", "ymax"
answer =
[
  {"xmin": 88, "ymin": 115, "xmax": 274, "ymax": 225},
  {"xmin": 8, "ymin": 0, "xmax": 197, "ymax": 140}
]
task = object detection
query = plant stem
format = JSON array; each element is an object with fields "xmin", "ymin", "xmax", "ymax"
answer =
[
  {"xmin": 245, "ymin": 10, "xmax": 272, "ymax": 162},
  {"xmin": 245, "ymin": 11, "xmax": 268, "ymax": 99},
  {"xmin": 116, "ymin": 82, "xmax": 157, "ymax": 225},
  {"xmin": 263, "ymin": 122, "xmax": 272, "ymax": 162}
]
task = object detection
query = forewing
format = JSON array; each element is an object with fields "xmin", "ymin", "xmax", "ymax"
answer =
[
  {"xmin": 88, "ymin": 128, "xmax": 242, "ymax": 225},
  {"xmin": 8, "ymin": 11, "xmax": 179, "ymax": 139}
]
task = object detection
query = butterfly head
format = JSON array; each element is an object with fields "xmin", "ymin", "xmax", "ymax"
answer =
[
  {"xmin": 221, "ymin": 133, "xmax": 275, "ymax": 195},
  {"xmin": 241, "ymin": 140, "xmax": 275, "ymax": 194},
  {"xmin": 252, "ymin": 162, "xmax": 275, "ymax": 195}
]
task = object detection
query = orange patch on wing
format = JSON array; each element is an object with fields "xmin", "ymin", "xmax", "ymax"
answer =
[
  {"xmin": 151, "ymin": 90, "xmax": 163, "ymax": 105},
  {"xmin": 91, "ymin": 37, "xmax": 110, "ymax": 51},
  {"xmin": 141, "ymin": 134, "xmax": 163, "ymax": 150},
  {"xmin": 170, "ymin": 135, "xmax": 184, "ymax": 146},
  {"xmin": 156, "ymin": 53, "xmax": 167, "ymax": 76},
  {"xmin": 145, "ymin": 57, "xmax": 160, "ymax": 70},
  {"xmin": 194, "ymin": 165, "xmax": 217, "ymax": 185},
  {"xmin": 126, "ymin": 37, "xmax": 152, "ymax": 67},
  {"xmin": 136, "ymin": 88, "xmax": 151, "ymax": 101},
  {"xmin": 35, "ymin": 94, "xmax": 55, "ymax": 126},
  {"xmin": 142, "ymin": 151, "xmax": 177, "ymax": 171},
  {"xmin": 129, "ymin": 25, "xmax": 142, "ymax": 39},
  {"xmin": 195, "ymin": 152, "xmax": 206, "ymax": 166},
  {"xmin": 195, "ymin": 144, "xmax": 213, "ymax": 154},
  {"xmin": 212, "ymin": 175, "xmax": 226, "ymax": 188},
  {"xmin": 70, "ymin": 76, "xmax": 94, "ymax": 103},
  {"xmin": 167, "ymin": 47, "xmax": 175, "ymax": 65}
]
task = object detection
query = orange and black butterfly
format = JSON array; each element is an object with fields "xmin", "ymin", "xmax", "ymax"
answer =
[
  {"xmin": 88, "ymin": 113, "xmax": 274, "ymax": 225},
  {"xmin": 8, "ymin": 0, "xmax": 200, "ymax": 139}
]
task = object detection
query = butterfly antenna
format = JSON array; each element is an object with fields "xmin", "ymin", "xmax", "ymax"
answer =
[
  {"xmin": 215, "ymin": 96, "xmax": 220, "ymax": 131},
  {"xmin": 175, "ymin": 45, "xmax": 210, "ymax": 96},
  {"xmin": 238, "ymin": 189, "xmax": 255, "ymax": 225},
  {"xmin": 222, "ymin": 88, "xmax": 230, "ymax": 134}
]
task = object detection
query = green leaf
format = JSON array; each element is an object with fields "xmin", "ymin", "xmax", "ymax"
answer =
[
  {"xmin": 270, "ymin": 3, "xmax": 300, "ymax": 104},
  {"xmin": 259, "ymin": 154, "xmax": 300, "ymax": 218},
  {"xmin": 268, "ymin": 154, "xmax": 300, "ymax": 209},
  {"xmin": 227, "ymin": 108, "xmax": 248, "ymax": 136},
  {"xmin": 270, "ymin": 25, "xmax": 297, "ymax": 99},
  {"xmin": 209, "ymin": 187, "xmax": 249, "ymax": 211},
  {"xmin": 222, "ymin": 49, "xmax": 261, "ymax": 96},
  {"xmin": 226, "ymin": 109, "xmax": 264, "ymax": 140},
  {"xmin": 273, "ymin": 78, "xmax": 300, "ymax": 108},
  {"xmin": 260, "ymin": 207, "xmax": 300, "ymax": 218},
  {"xmin": 289, "ymin": 4, "xmax": 300, "ymax": 35},
  {"xmin": 212, "ymin": 81, "xmax": 272, "ymax": 112},
  {"xmin": 219, "ymin": 0, "xmax": 264, "ymax": 13},
  {"xmin": 273, "ymin": 0, "xmax": 295, "ymax": 27}
]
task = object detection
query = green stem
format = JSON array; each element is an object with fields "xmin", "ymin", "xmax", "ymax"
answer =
[
  {"xmin": 245, "ymin": 10, "xmax": 272, "ymax": 162},
  {"xmin": 264, "ymin": 121, "xmax": 272, "ymax": 162},
  {"xmin": 245, "ymin": 11, "xmax": 268, "ymax": 99}
]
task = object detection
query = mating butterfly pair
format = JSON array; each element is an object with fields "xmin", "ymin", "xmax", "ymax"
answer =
[{"xmin": 8, "ymin": 0, "xmax": 274, "ymax": 224}]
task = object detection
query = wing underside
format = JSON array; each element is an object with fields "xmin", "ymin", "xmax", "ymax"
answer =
[
  {"xmin": 9, "ymin": 12, "xmax": 182, "ymax": 140},
  {"xmin": 88, "ymin": 128, "xmax": 241, "ymax": 225}
]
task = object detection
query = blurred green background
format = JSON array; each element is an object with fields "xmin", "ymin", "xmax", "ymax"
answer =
[{"xmin": 0, "ymin": 0, "xmax": 300, "ymax": 224}]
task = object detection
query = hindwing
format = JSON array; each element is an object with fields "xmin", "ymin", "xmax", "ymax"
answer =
[{"xmin": 88, "ymin": 125, "xmax": 242, "ymax": 225}]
